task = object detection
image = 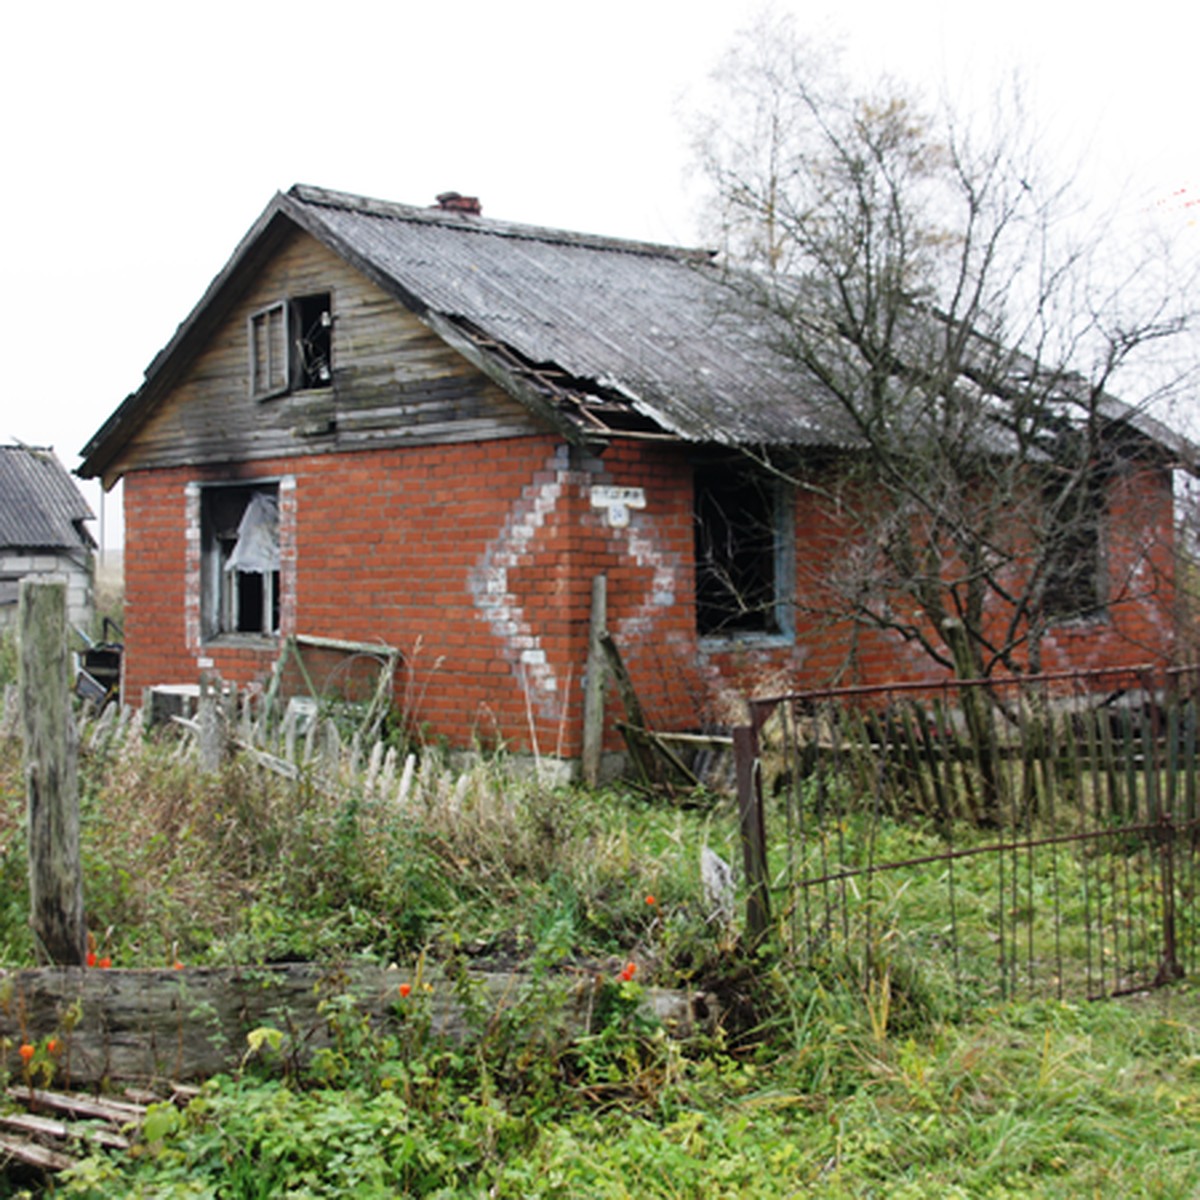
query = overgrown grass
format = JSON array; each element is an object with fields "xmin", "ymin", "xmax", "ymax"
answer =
[
  {"xmin": 0, "ymin": 716, "xmax": 738, "ymax": 976},
  {"xmin": 4, "ymin": 716, "xmax": 1200, "ymax": 1196},
  {"xmin": 43, "ymin": 981, "xmax": 1200, "ymax": 1197}
]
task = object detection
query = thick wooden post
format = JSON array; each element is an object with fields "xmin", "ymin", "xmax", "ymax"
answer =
[
  {"xmin": 197, "ymin": 671, "xmax": 224, "ymax": 773},
  {"xmin": 18, "ymin": 578, "xmax": 85, "ymax": 966},
  {"xmin": 581, "ymin": 574, "xmax": 607, "ymax": 786},
  {"xmin": 733, "ymin": 724, "xmax": 770, "ymax": 947}
]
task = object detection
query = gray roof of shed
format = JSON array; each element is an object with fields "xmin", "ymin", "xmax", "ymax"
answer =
[
  {"xmin": 0, "ymin": 445, "xmax": 94, "ymax": 551},
  {"xmin": 78, "ymin": 184, "xmax": 1192, "ymax": 479}
]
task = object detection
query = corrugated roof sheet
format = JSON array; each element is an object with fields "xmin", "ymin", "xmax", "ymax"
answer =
[
  {"xmin": 0, "ymin": 445, "xmax": 94, "ymax": 550},
  {"xmin": 287, "ymin": 186, "xmax": 836, "ymax": 446}
]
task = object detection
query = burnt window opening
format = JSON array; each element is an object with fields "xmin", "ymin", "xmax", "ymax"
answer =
[
  {"xmin": 1041, "ymin": 469, "xmax": 1106, "ymax": 623},
  {"xmin": 249, "ymin": 293, "xmax": 332, "ymax": 399},
  {"xmin": 200, "ymin": 484, "xmax": 281, "ymax": 639},
  {"xmin": 293, "ymin": 293, "xmax": 332, "ymax": 389},
  {"xmin": 694, "ymin": 461, "xmax": 792, "ymax": 638}
]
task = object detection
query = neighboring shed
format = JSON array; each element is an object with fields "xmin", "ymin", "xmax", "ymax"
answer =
[
  {"xmin": 0, "ymin": 445, "xmax": 95, "ymax": 631},
  {"xmin": 76, "ymin": 187, "xmax": 1187, "ymax": 767}
]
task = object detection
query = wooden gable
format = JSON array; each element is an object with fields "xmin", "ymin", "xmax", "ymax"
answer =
[{"xmin": 106, "ymin": 228, "xmax": 544, "ymax": 479}]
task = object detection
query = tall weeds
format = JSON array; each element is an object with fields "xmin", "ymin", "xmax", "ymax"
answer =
[{"xmin": 0, "ymin": 711, "xmax": 722, "ymax": 974}]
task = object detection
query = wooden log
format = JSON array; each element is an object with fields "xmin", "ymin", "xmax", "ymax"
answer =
[
  {"xmin": 0, "ymin": 964, "xmax": 714, "ymax": 1087},
  {"xmin": 18, "ymin": 578, "xmax": 85, "ymax": 966}
]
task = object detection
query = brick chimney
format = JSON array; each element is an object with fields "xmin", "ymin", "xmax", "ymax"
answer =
[{"xmin": 435, "ymin": 192, "xmax": 482, "ymax": 216}]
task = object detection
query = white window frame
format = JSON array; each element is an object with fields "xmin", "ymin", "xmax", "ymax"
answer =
[{"xmin": 199, "ymin": 482, "xmax": 282, "ymax": 642}]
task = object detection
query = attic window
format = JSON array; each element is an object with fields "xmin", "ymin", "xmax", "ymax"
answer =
[
  {"xmin": 249, "ymin": 293, "xmax": 332, "ymax": 400},
  {"xmin": 694, "ymin": 461, "xmax": 793, "ymax": 638}
]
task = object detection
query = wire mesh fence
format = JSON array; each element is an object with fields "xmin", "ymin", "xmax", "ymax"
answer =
[{"xmin": 735, "ymin": 665, "xmax": 1200, "ymax": 1005}]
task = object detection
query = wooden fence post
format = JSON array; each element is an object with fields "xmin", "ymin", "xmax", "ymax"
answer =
[
  {"xmin": 581, "ymin": 574, "xmax": 607, "ymax": 786},
  {"xmin": 733, "ymin": 724, "xmax": 770, "ymax": 947},
  {"xmin": 197, "ymin": 670, "xmax": 224, "ymax": 773},
  {"xmin": 18, "ymin": 577, "xmax": 85, "ymax": 966}
]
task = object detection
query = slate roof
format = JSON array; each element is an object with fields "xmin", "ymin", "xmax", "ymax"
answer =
[
  {"xmin": 283, "ymin": 185, "xmax": 829, "ymax": 445},
  {"xmin": 79, "ymin": 184, "xmax": 1192, "ymax": 479},
  {"xmin": 0, "ymin": 445, "xmax": 94, "ymax": 552}
]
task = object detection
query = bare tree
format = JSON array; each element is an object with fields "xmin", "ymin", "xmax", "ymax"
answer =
[{"xmin": 692, "ymin": 13, "xmax": 1198, "ymax": 679}]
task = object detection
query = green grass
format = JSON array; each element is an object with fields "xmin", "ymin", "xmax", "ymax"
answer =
[
  {"xmin": 4, "ymin": 721, "xmax": 1200, "ymax": 1196},
  {"xmin": 40, "ymin": 988, "xmax": 1200, "ymax": 1197}
]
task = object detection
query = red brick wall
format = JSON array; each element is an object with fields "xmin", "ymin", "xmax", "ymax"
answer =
[{"xmin": 122, "ymin": 437, "xmax": 1178, "ymax": 756}]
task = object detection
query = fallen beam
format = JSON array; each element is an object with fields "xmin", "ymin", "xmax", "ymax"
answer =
[{"xmin": 0, "ymin": 963, "xmax": 714, "ymax": 1087}]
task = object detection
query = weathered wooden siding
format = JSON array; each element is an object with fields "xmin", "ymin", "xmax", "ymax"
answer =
[{"xmin": 107, "ymin": 229, "xmax": 542, "ymax": 476}]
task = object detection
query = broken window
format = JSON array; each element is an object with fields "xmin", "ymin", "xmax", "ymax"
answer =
[
  {"xmin": 1041, "ymin": 469, "xmax": 1106, "ymax": 622},
  {"xmin": 200, "ymin": 484, "xmax": 281, "ymax": 639},
  {"xmin": 249, "ymin": 293, "xmax": 332, "ymax": 399},
  {"xmin": 694, "ymin": 460, "xmax": 792, "ymax": 638},
  {"xmin": 293, "ymin": 293, "xmax": 333, "ymax": 389}
]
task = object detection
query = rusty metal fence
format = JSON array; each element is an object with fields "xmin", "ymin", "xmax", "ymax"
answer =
[{"xmin": 733, "ymin": 665, "xmax": 1200, "ymax": 1004}]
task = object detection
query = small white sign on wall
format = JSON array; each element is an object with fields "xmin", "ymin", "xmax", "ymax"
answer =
[{"xmin": 590, "ymin": 485, "xmax": 646, "ymax": 528}]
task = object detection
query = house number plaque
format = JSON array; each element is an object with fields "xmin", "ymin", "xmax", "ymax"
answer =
[{"xmin": 590, "ymin": 486, "xmax": 646, "ymax": 528}]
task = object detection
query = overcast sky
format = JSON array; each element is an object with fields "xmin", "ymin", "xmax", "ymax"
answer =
[{"xmin": 5, "ymin": 0, "xmax": 1197, "ymax": 550}]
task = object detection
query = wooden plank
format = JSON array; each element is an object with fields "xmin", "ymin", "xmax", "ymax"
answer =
[
  {"xmin": 599, "ymin": 631, "xmax": 646, "ymax": 729},
  {"xmin": 5, "ymin": 1088, "xmax": 145, "ymax": 1123},
  {"xmin": 294, "ymin": 633, "xmax": 399, "ymax": 656},
  {"xmin": 650, "ymin": 732, "xmax": 735, "ymax": 749},
  {"xmin": 0, "ymin": 1133, "xmax": 76, "ymax": 1172},
  {"xmin": 0, "ymin": 1111, "xmax": 131, "ymax": 1151}
]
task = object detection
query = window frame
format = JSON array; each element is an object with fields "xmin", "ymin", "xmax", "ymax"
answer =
[
  {"xmin": 1041, "ymin": 470, "xmax": 1108, "ymax": 625},
  {"xmin": 249, "ymin": 301, "xmax": 289, "ymax": 401},
  {"xmin": 248, "ymin": 293, "xmax": 332, "ymax": 401},
  {"xmin": 693, "ymin": 457, "xmax": 794, "ymax": 643},
  {"xmin": 198, "ymin": 481, "xmax": 283, "ymax": 643}
]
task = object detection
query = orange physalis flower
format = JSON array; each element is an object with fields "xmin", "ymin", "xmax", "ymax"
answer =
[
  {"xmin": 399, "ymin": 983, "xmax": 412, "ymax": 998},
  {"xmin": 98, "ymin": 957, "xmax": 112, "ymax": 969},
  {"xmin": 645, "ymin": 894, "xmax": 656, "ymax": 906},
  {"xmin": 86, "ymin": 951, "xmax": 97, "ymax": 968},
  {"xmin": 18, "ymin": 1043, "xmax": 34, "ymax": 1063},
  {"xmin": 619, "ymin": 961, "xmax": 637, "ymax": 982},
  {"xmin": 46, "ymin": 1038, "xmax": 60, "ymax": 1056},
  {"xmin": 173, "ymin": 961, "xmax": 185, "ymax": 970}
]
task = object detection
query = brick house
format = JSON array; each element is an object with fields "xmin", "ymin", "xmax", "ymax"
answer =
[
  {"xmin": 0, "ymin": 444, "xmax": 94, "ymax": 632},
  {"xmin": 78, "ymin": 186, "xmax": 1186, "ymax": 763}
]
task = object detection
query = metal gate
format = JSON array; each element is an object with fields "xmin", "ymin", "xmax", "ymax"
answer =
[{"xmin": 733, "ymin": 665, "xmax": 1200, "ymax": 1004}]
